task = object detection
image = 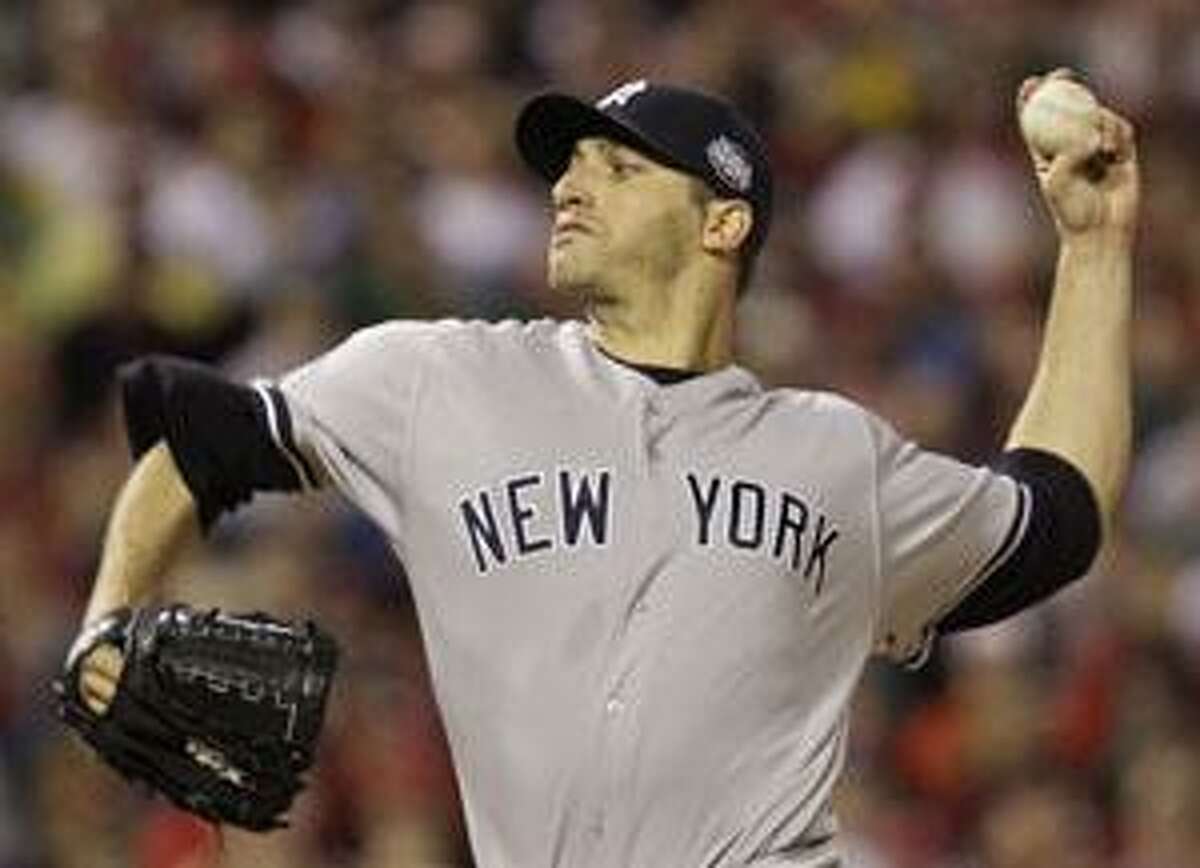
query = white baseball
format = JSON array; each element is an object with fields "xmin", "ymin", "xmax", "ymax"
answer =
[{"xmin": 1019, "ymin": 77, "xmax": 1102, "ymax": 160}]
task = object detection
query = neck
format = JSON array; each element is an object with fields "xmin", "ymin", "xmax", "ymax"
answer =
[{"xmin": 586, "ymin": 280, "xmax": 736, "ymax": 372}]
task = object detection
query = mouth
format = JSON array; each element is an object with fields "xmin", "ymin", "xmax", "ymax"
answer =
[{"xmin": 552, "ymin": 216, "xmax": 595, "ymax": 242}]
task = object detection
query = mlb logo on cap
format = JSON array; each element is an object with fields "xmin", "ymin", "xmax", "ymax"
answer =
[{"xmin": 706, "ymin": 136, "xmax": 753, "ymax": 193}]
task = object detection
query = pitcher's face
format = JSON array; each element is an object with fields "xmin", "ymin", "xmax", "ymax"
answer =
[{"xmin": 547, "ymin": 138, "xmax": 708, "ymax": 307}]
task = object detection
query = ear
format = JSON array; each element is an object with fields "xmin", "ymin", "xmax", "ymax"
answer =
[{"xmin": 700, "ymin": 199, "xmax": 753, "ymax": 256}]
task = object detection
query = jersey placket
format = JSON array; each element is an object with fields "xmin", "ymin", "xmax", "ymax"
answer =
[{"xmin": 586, "ymin": 388, "xmax": 677, "ymax": 860}]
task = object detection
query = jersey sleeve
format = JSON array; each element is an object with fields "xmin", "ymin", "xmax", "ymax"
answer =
[
  {"xmin": 117, "ymin": 355, "xmax": 320, "ymax": 532},
  {"xmin": 937, "ymin": 448, "xmax": 1101, "ymax": 631},
  {"xmin": 867, "ymin": 412, "xmax": 1028, "ymax": 662},
  {"xmin": 274, "ymin": 320, "xmax": 436, "ymax": 541}
]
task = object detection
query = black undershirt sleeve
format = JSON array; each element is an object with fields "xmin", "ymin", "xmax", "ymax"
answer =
[
  {"xmin": 117, "ymin": 355, "xmax": 319, "ymax": 532},
  {"xmin": 938, "ymin": 448, "xmax": 1102, "ymax": 632}
]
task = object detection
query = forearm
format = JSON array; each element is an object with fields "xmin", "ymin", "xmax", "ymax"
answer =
[
  {"xmin": 1006, "ymin": 235, "xmax": 1132, "ymax": 531},
  {"xmin": 83, "ymin": 442, "xmax": 201, "ymax": 624}
]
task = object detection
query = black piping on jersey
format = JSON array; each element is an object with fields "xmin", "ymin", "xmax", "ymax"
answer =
[
  {"xmin": 968, "ymin": 481, "xmax": 1033, "ymax": 591},
  {"xmin": 937, "ymin": 447, "xmax": 1102, "ymax": 633},
  {"xmin": 118, "ymin": 355, "xmax": 318, "ymax": 532},
  {"xmin": 250, "ymin": 380, "xmax": 319, "ymax": 490},
  {"xmin": 897, "ymin": 482, "xmax": 1032, "ymax": 669}
]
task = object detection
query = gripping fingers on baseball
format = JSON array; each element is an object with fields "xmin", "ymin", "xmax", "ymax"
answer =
[
  {"xmin": 1076, "ymin": 108, "xmax": 1134, "ymax": 183},
  {"xmin": 1096, "ymin": 107, "xmax": 1135, "ymax": 164},
  {"xmin": 80, "ymin": 644, "xmax": 125, "ymax": 715}
]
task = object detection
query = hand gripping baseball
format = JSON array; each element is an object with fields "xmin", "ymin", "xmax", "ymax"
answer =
[{"xmin": 1017, "ymin": 69, "xmax": 1139, "ymax": 240}]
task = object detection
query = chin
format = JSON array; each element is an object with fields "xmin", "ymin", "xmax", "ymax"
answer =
[
  {"xmin": 548, "ymin": 251, "xmax": 588, "ymax": 296},
  {"xmin": 547, "ymin": 245, "xmax": 622, "ymax": 308}
]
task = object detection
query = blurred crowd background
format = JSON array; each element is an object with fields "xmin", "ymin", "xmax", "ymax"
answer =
[{"xmin": 1, "ymin": 0, "xmax": 1199, "ymax": 865}]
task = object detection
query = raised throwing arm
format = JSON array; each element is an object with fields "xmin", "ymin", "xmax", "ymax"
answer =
[{"xmin": 1005, "ymin": 70, "xmax": 1140, "ymax": 536}]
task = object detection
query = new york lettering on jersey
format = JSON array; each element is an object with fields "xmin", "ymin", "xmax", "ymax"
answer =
[
  {"xmin": 457, "ymin": 466, "xmax": 841, "ymax": 591},
  {"xmin": 458, "ymin": 468, "xmax": 613, "ymax": 573},
  {"xmin": 685, "ymin": 472, "xmax": 840, "ymax": 593}
]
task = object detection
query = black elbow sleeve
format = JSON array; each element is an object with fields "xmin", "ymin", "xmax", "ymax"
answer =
[
  {"xmin": 117, "ymin": 355, "xmax": 318, "ymax": 532},
  {"xmin": 939, "ymin": 448, "xmax": 1102, "ymax": 632}
]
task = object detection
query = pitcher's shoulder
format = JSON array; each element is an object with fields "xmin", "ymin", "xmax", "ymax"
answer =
[
  {"xmin": 441, "ymin": 317, "xmax": 586, "ymax": 358},
  {"xmin": 352, "ymin": 316, "xmax": 575, "ymax": 347},
  {"xmin": 762, "ymin": 386, "xmax": 889, "ymax": 442},
  {"xmin": 768, "ymin": 386, "xmax": 874, "ymax": 421},
  {"xmin": 361, "ymin": 317, "xmax": 585, "ymax": 370}
]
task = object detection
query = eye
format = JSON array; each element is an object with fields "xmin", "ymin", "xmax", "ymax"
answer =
[{"xmin": 607, "ymin": 154, "xmax": 643, "ymax": 180}]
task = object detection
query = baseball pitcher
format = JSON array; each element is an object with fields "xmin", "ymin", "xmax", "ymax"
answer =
[{"xmin": 62, "ymin": 69, "xmax": 1138, "ymax": 866}]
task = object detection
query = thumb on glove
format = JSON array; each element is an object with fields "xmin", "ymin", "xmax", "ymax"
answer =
[{"xmin": 79, "ymin": 644, "xmax": 125, "ymax": 715}]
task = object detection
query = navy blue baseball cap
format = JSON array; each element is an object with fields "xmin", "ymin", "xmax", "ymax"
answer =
[{"xmin": 516, "ymin": 79, "xmax": 774, "ymax": 255}]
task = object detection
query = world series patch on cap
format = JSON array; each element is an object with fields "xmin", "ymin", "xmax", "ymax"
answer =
[{"xmin": 515, "ymin": 79, "xmax": 774, "ymax": 254}]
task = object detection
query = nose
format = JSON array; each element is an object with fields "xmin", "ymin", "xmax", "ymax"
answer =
[{"xmin": 552, "ymin": 162, "xmax": 592, "ymax": 213}]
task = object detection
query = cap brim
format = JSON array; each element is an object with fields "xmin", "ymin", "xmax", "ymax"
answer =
[{"xmin": 515, "ymin": 93, "xmax": 676, "ymax": 183}]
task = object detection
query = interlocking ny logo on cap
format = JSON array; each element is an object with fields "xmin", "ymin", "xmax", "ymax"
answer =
[
  {"xmin": 706, "ymin": 135, "xmax": 753, "ymax": 193},
  {"xmin": 597, "ymin": 79, "xmax": 649, "ymax": 110}
]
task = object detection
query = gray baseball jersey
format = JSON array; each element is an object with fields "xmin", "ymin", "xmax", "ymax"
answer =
[{"xmin": 273, "ymin": 317, "xmax": 1023, "ymax": 868}]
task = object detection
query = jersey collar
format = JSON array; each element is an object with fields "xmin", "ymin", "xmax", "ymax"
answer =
[{"xmin": 576, "ymin": 325, "xmax": 762, "ymax": 413}]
